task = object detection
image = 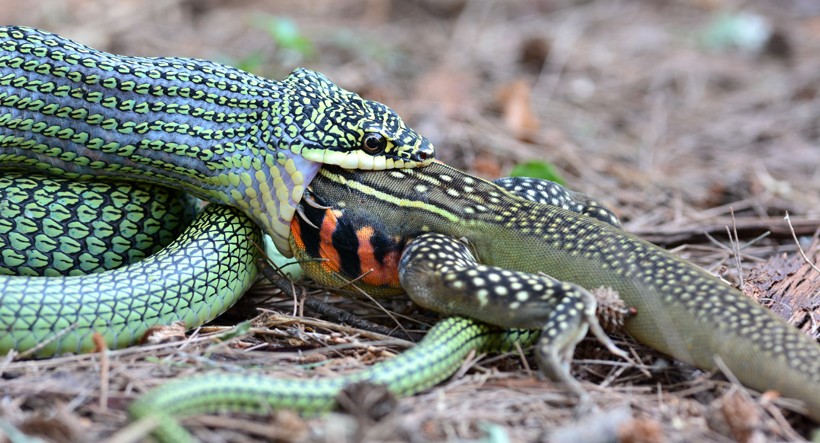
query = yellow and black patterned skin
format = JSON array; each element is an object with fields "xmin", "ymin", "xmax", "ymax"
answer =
[
  {"xmin": 291, "ymin": 162, "xmax": 820, "ymax": 421},
  {"xmin": 0, "ymin": 26, "xmax": 434, "ymax": 255}
]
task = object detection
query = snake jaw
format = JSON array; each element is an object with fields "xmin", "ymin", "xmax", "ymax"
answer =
[{"xmin": 246, "ymin": 150, "xmax": 322, "ymax": 257}]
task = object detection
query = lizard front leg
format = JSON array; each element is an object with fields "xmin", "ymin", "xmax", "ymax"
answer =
[{"xmin": 398, "ymin": 232, "xmax": 628, "ymax": 399}]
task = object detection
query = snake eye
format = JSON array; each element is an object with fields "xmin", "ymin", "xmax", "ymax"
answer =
[{"xmin": 362, "ymin": 132, "xmax": 387, "ymax": 154}]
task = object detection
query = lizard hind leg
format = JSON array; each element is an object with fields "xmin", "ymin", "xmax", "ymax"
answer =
[{"xmin": 493, "ymin": 176, "xmax": 622, "ymax": 228}]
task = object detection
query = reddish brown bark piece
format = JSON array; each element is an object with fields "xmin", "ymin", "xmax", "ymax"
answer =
[{"xmin": 743, "ymin": 243, "xmax": 820, "ymax": 338}]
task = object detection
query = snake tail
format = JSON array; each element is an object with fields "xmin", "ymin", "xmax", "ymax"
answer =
[{"xmin": 128, "ymin": 317, "xmax": 537, "ymax": 443}]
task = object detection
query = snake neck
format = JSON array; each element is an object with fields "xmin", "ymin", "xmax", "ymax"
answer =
[{"xmin": 230, "ymin": 149, "xmax": 322, "ymax": 253}]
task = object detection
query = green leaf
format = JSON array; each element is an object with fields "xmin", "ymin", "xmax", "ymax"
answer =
[
  {"xmin": 699, "ymin": 12, "xmax": 771, "ymax": 54},
  {"xmin": 478, "ymin": 422, "xmax": 511, "ymax": 443},
  {"xmin": 509, "ymin": 161, "xmax": 565, "ymax": 185},
  {"xmin": 259, "ymin": 16, "xmax": 314, "ymax": 58}
]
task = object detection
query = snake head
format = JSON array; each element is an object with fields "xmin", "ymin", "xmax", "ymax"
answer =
[{"xmin": 279, "ymin": 68, "xmax": 435, "ymax": 170}]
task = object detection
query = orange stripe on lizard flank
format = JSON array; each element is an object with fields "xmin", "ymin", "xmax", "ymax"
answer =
[
  {"xmin": 355, "ymin": 226, "xmax": 401, "ymax": 288},
  {"xmin": 290, "ymin": 216, "xmax": 306, "ymax": 251},
  {"xmin": 319, "ymin": 209, "xmax": 343, "ymax": 274}
]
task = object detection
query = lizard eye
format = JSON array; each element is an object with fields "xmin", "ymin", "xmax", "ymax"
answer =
[{"xmin": 362, "ymin": 132, "xmax": 387, "ymax": 154}]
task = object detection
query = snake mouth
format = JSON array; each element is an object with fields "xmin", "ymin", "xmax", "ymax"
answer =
[{"xmin": 390, "ymin": 136, "xmax": 434, "ymax": 166}]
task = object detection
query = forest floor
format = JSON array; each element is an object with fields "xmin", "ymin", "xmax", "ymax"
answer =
[{"xmin": 1, "ymin": 0, "xmax": 819, "ymax": 442}]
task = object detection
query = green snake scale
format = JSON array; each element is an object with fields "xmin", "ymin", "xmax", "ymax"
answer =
[
  {"xmin": 1, "ymin": 176, "xmax": 260, "ymax": 357},
  {"xmin": 0, "ymin": 171, "xmax": 195, "ymax": 276}
]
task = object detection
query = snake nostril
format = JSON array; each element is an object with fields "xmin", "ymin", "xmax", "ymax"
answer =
[{"xmin": 418, "ymin": 145, "xmax": 434, "ymax": 160}]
